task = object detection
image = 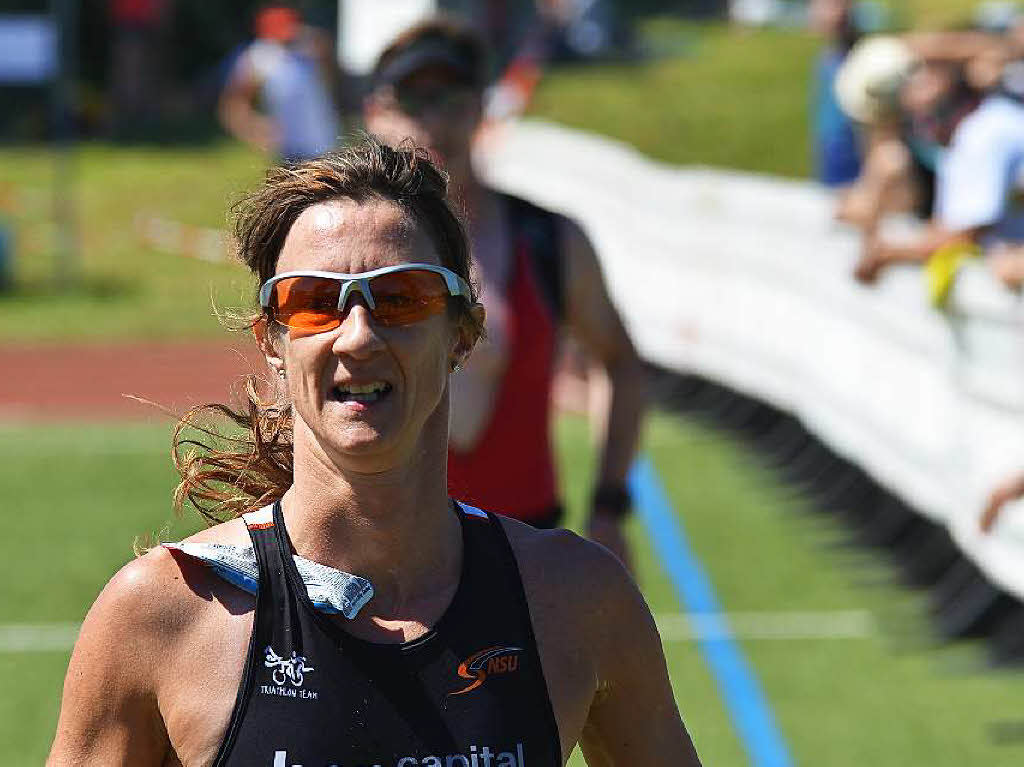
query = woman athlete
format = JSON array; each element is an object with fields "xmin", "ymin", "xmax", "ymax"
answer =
[
  {"xmin": 47, "ymin": 139, "xmax": 700, "ymax": 766},
  {"xmin": 364, "ymin": 18, "xmax": 648, "ymax": 565}
]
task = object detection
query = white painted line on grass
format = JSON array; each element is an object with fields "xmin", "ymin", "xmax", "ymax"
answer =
[
  {"xmin": 655, "ymin": 610, "xmax": 875, "ymax": 641},
  {"xmin": 0, "ymin": 611, "xmax": 873, "ymax": 653}
]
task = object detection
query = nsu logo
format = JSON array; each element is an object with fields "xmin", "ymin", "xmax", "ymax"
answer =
[{"xmin": 449, "ymin": 646, "xmax": 523, "ymax": 696}]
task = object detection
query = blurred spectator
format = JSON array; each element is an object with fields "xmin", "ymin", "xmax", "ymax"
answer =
[
  {"xmin": 810, "ymin": 0, "xmax": 862, "ymax": 187},
  {"xmin": 108, "ymin": 0, "xmax": 172, "ymax": 139},
  {"xmin": 218, "ymin": 4, "xmax": 339, "ymax": 162},
  {"xmin": 834, "ymin": 36, "xmax": 984, "ymax": 244},
  {"xmin": 364, "ymin": 16, "xmax": 647, "ymax": 566},
  {"xmin": 851, "ymin": 30, "xmax": 1024, "ymax": 286},
  {"xmin": 832, "ymin": 35, "xmax": 921, "ymax": 235}
]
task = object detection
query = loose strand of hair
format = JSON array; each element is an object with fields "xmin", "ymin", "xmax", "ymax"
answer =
[{"xmin": 171, "ymin": 376, "xmax": 294, "ymax": 524}]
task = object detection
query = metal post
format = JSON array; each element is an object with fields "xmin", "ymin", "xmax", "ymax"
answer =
[{"xmin": 50, "ymin": 0, "xmax": 78, "ymax": 290}]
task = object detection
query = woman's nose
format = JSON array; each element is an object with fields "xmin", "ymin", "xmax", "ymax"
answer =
[{"xmin": 331, "ymin": 301, "xmax": 385, "ymax": 359}]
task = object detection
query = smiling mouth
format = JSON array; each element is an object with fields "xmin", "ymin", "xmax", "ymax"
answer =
[{"xmin": 331, "ymin": 382, "xmax": 393, "ymax": 404}]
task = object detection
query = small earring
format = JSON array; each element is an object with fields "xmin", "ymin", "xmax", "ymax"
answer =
[
  {"xmin": 277, "ymin": 369, "xmax": 287, "ymax": 381},
  {"xmin": 450, "ymin": 359, "xmax": 461, "ymax": 373}
]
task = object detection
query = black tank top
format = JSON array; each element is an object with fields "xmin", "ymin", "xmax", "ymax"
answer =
[{"xmin": 212, "ymin": 501, "xmax": 562, "ymax": 767}]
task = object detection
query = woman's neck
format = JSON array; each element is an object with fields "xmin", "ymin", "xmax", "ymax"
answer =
[{"xmin": 280, "ymin": 418, "xmax": 461, "ymax": 618}]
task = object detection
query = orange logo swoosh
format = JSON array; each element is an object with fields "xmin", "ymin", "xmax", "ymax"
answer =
[{"xmin": 449, "ymin": 645, "xmax": 523, "ymax": 696}]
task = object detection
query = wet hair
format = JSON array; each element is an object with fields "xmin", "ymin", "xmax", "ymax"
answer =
[{"xmin": 172, "ymin": 136, "xmax": 479, "ymax": 524}]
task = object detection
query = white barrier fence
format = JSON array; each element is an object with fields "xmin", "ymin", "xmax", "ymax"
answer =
[{"xmin": 480, "ymin": 119, "xmax": 1024, "ymax": 601}]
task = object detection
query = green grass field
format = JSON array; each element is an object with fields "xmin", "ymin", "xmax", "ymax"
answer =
[
  {"xmin": 530, "ymin": 21, "xmax": 820, "ymax": 177},
  {"xmin": 0, "ymin": 143, "xmax": 260, "ymax": 343},
  {"xmin": 4, "ymin": 412, "xmax": 1023, "ymax": 766}
]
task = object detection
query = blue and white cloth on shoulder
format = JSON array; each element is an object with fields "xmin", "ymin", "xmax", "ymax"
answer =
[{"xmin": 162, "ymin": 540, "xmax": 374, "ymax": 619}]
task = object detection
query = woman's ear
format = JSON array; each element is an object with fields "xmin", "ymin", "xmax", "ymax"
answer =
[
  {"xmin": 451, "ymin": 303, "xmax": 485, "ymax": 368},
  {"xmin": 253, "ymin": 316, "xmax": 286, "ymax": 378}
]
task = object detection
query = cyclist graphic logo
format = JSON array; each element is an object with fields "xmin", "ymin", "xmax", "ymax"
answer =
[{"xmin": 264, "ymin": 646, "xmax": 315, "ymax": 688}]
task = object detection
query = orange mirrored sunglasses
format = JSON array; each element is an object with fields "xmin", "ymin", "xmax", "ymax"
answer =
[{"xmin": 259, "ymin": 264, "xmax": 473, "ymax": 333}]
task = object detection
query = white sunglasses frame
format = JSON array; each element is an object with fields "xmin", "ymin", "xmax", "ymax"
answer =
[{"xmin": 259, "ymin": 263, "xmax": 473, "ymax": 324}]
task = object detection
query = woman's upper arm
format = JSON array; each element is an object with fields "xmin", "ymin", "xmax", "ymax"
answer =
[
  {"xmin": 578, "ymin": 551, "xmax": 702, "ymax": 766},
  {"xmin": 559, "ymin": 217, "xmax": 637, "ymax": 368},
  {"xmin": 48, "ymin": 553, "xmax": 178, "ymax": 766}
]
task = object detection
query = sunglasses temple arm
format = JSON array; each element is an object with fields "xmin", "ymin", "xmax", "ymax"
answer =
[{"xmin": 443, "ymin": 272, "xmax": 472, "ymax": 299}]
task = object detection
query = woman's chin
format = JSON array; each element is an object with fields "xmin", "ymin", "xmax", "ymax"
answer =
[{"xmin": 325, "ymin": 426, "xmax": 391, "ymax": 457}]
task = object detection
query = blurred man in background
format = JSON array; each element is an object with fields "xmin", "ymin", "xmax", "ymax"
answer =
[
  {"xmin": 218, "ymin": 4, "xmax": 339, "ymax": 162},
  {"xmin": 364, "ymin": 17, "xmax": 647, "ymax": 565}
]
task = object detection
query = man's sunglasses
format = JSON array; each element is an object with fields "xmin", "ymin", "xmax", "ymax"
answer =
[
  {"xmin": 259, "ymin": 263, "xmax": 473, "ymax": 332},
  {"xmin": 391, "ymin": 83, "xmax": 478, "ymax": 117}
]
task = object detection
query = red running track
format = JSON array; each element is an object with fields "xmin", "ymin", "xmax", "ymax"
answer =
[
  {"xmin": 0, "ymin": 342, "xmax": 267, "ymax": 422},
  {"xmin": 0, "ymin": 342, "xmax": 591, "ymax": 422}
]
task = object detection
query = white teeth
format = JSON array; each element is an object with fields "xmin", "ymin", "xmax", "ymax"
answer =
[{"xmin": 337, "ymin": 382, "xmax": 389, "ymax": 396}]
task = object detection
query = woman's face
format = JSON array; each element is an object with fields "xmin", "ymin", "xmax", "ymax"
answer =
[{"xmin": 260, "ymin": 198, "xmax": 473, "ymax": 471}]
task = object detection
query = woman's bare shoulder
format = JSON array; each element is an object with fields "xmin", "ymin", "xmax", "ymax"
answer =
[
  {"xmin": 49, "ymin": 518, "xmax": 256, "ymax": 765},
  {"xmin": 181, "ymin": 515, "xmax": 251, "ymax": 546},
  {"xmin": 91, "ymin": 517, "xmax": 253, "ymax": 641},
  {"xmin": 498, "ymin": 515, "xmax": 637, "ymax": 620}
]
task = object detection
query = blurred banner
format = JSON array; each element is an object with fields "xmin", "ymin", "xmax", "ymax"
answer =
[
  {"xmin": 337, "ymin": 0, "xmax": 437, "ymax": 74},
  {"xmin": 480, "ymin": 119, "xmax": 1024, "ymax": 602}
]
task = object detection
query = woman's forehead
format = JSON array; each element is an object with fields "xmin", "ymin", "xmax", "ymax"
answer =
[{"xmin": 276, "ymin": 198, "xmax": 440, "ymax": 274}]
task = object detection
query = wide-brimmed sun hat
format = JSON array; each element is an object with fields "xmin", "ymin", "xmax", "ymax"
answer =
[{"xmin": 835, "ymin": 35, "xmax": 916, "ymax": 124}]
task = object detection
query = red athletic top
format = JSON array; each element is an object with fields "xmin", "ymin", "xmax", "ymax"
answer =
[{"xmin": 447, "ymin": 243, "xmax": 559, "ymax": 523}]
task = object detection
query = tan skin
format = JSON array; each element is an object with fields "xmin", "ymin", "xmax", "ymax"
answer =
[
  {"xmin": 364, "ymin": 67, "xmax": 648, "ymax": 567},
  {"xmin": 47, "ymin": 198, "xmax": 700, "ymax": 766},
  {"xmin": 988, "ymin": 243, "xmax": 1024, "ymax": 289},
  {"xmin": 980, "ymin": 470, "xmax": 1024, "ymax": 533},
  {"xmin": 854, "ymin": 223, "xmax": 981, "ymax": 284}
]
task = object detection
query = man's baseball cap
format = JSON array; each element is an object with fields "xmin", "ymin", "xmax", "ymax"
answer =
[
  {"xmin": 374, "ymin": 39, "xmax": 481, "ymax": 89},
  {"xmin": 372, "ymin": 20, "xmax": 488, "ymax": 90}
]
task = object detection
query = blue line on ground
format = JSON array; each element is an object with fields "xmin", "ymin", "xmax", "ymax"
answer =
[{"xmin": 629, "ymin": 455, "xmax": 793, "ymax": 767}]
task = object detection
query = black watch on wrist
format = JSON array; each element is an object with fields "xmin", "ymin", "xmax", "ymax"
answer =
[{"xmin": 590, "ymin": 483, "xmax": 631, "ymax": 519}]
